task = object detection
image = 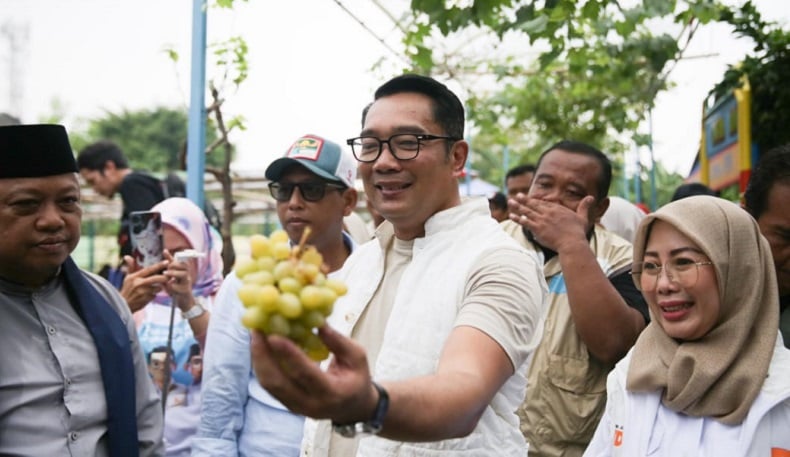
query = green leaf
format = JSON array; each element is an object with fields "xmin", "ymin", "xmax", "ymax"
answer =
[
  {"xmin": 411, "ymin": 45, "xmax": 435, "ymax": 72},
  {"xmin": 538, "ymin": 47, "xmax": 563, "ymax": 70},
  {"xmin": 163, "ymin": 48, "xmax": 179, "ymax": 63},
  {"xmin": 518, "ymin": 15, "xmax": 549, "ymax": 35},
  {"xmin": 614, "ymin": 20, "xmax": 636, "ymax": 37},
  {"xmin": 580, "ymin": 1, "xmax": 602, "ymax": 21},
  {"xmin": 643, "ymin": 0, "xmax": 675, "ymax": 17},
  {"xmin": 214, "ymin": 0, "xmax": 235, "ymax": 9},
  {"xmin": 514, "ymin": 3, "xmax": 536, "ymax": 23}
]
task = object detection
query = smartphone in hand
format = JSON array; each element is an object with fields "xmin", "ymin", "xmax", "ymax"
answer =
[{"xmin": 129, "ymin": 211, "xmax": 163, "ymax": 268}]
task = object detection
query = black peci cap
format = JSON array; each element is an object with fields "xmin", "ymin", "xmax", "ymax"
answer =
[{"xmin": 0, "ymin": 124, "xmax": 78, "ymax": 179}]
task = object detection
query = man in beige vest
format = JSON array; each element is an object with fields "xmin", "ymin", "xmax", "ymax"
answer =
[
  {"xmin": 503, "ymin": 140, "xmax": 649, "ymax": 456},
  {"xmin": 744, "ymin": 143, "xmax": 790, "ymax": 348}
]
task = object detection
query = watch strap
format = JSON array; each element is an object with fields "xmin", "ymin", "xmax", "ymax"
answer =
[
  {"xmin": 332, "ymin": 381, "xmax": 389, "ymax": 438},
  {"xmin": 180, "ymin": 300, "xmax": 206, "ymax": 320}
]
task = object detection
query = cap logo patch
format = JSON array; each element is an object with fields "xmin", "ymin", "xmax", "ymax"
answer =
[{"xmin": 287, "ymin": 137, "xmax": 323, "ymax": 161}]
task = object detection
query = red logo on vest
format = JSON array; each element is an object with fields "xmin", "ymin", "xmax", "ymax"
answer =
[{"xmin": 613, "ymin": 425, "xmax": 624, "ymax": 447}]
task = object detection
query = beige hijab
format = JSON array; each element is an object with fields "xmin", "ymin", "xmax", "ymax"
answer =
[{"xmin": 627, "ymin": 196, "xmax": 779, "ymax": 425}]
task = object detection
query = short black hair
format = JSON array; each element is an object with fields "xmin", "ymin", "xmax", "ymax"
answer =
[
  {"xmin": 745, "ymin": 143, "xmax": 790, "ymax": 218},
  {"xmin": 535, "ymin": 140, "xmax": 612, "ymax": 200},
  {"xmin": 506, "ymin": 164, "xmax": 536, "ymax": 180},
  {"xmin": 372, "ymin": 74, "xmax": 465, "ymax": 140},
  {"xmin": 671, "ymin": 182, "xmax": 717, "ymax": 202},
  {"xmin": 76, "ymin": 140, "xmax": 129, "ymax": 171},
  {"xmin": 488, "ymin": 192, "xmax": 507, "ymax": 210},
  {"xmin": 187, "ymin": 343, "xmax": 201, "ymax": 360},
  {"xmin": 360, "ymin": 102, "xmax": 373, "ymax": 129}
]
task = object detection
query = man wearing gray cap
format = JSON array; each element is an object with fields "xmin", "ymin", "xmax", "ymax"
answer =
[
  {"xmin": 195, "ymin": 134, "xmax": 359, "ymax": 456},
  {"xmin": 0, "ymin": 124, "xmax": 163, "ymax": 456}
]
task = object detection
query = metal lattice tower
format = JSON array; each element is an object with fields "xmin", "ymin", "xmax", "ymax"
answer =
[{"xmin": 1, "ymin": 21, "xmax": 29, "ymax": 120}]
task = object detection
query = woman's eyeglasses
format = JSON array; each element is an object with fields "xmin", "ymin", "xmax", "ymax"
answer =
[
  {"xmin": 268, "ymin": 181, "xmax": 346, "ymax": 202},
  {"xmin": 631, "ymin": 258, "xmax": 714, "ymax": 292}
]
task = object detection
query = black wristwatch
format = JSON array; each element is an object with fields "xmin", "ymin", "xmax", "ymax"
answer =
[{"xmin": 332, "ymin": 381, "xmax": 389, "ymax": 438}]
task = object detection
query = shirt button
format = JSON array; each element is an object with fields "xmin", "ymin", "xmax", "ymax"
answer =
[
  {"xmin": 69, "ymin": 431, "xmax": 78, "ymax": 441},
  {"xmin": 47, "ymin": 326, "xmax": 56, "ymax": 335},
  {"xmin": 344, "ymin": 313, "xmax": 355, "ymax": 323},
  {"xmin": 65, "ymin": 378, "xmax": 72, "ymax": 386}
]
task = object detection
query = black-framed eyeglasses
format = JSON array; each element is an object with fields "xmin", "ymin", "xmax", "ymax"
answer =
[
  {"xmin": 268, "ymin": 181, "xmax": 346, "ymax": 202},
  {"xmin": 630, "ymin": 258, "xmax": 714, "ymax": 292},
  {"xmin": 346, "ymin": 133, "xmax": 460, "ymax": 163}
]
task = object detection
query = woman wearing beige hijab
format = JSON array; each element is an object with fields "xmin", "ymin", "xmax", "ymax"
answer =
[{"xmin": 584, "ymin": 196, "xmax": 790, "ymax": 456}]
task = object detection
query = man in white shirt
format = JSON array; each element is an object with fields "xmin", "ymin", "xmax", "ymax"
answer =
[{"xmin": 249, "ymin": 74, "xmax": 547, "ymax": 456}]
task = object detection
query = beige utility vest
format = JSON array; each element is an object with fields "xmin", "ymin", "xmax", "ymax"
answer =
[{"xmin": 502, "ymin": 221, "xmax": 633, "ymax": 457}]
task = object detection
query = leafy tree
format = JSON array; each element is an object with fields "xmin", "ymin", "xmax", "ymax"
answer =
[
  {"xmin": 713, "ymin": 1, "xmax": 790, "ymax": 153},
  {"xmin": 75, "ymin": 0, "xmax": 251, "ymax": 274},
  {"xmin": 158, "ymin": 0, "xmax": 250, "ymax": 274},
  {"xmin": 395, "ymin": 0, "xmax": 736, "ymax": 202},
  {"xmin": 634, "ymin": 159, "xmax": 686, "ymax": 208},
  {"xmin": 73, "ymin": 106, "xmax": 224, "ymax": 173}
]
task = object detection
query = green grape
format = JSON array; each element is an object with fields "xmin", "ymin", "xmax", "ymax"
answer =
[
  {"xmin": 234, "ymin": 256, "xmax": 258, "ymax": 280},
  {"xmin": 250, "ymin": 234, "xmax": 273, "ymax": 259},
  {"xmin": 239, "ymin": 229, "xmax": 347, "ymax": 362},
  {"xmin": 320, "ymin": 301, "xmax": 334, "ymax": 317},
  {"xmin": 277, "ymin": 293, "xmax": 303, "ymax": 319},
  {"xmin": 300, "ymin": 310, "xmax": 325, "ymax": 329},
  {"xmin": 243, "ymin": 270, "xmax": 275, "ymax": 286},
  {"xmin": 306, "ymin": 344, "xmax": 330, "ymax": 362},
  {"xmin": 312, "ymin": 272, "xmax": 327, "ymax": 286},
  {"xmin": 241, "ymin": 306, "xmax": 268, "ymax": 330},
  {"xmin": 289, "ymin": 321, "xmax": 309, "ymax": 342},
  {"xmin": 302, "ymin": 331, "xmax": 332, "ymax": 361},
  {"xmin": 257, "ymin": 285, "xmax": 280, "ymax": 312},
  {"xmin": 294, "ymin": 263, "xmax": 320, "ymax": 284},
  {"xmin": 325, "ymin": 278, "xmax": 348, "ymax": 296},
  {"xmin": 256, "ymin": 256, "xmax": 277, "ymax": 272},
  {"xmin": 264, "ymin": 313, "xmax": 290, "ymax": 336},
  {"xmin": 302, "ymin": 332, "xmax": 324, "ymax": 352},
  {"xmin": 270, "ymin": 230, "xmax": 289, "ymax": 244},
  {"xmin": 320, "ymin": 287, "xmax": 338, "ymax": 310},
  {"xmin": 237, "ymin": 283, "xmax": 262, "ymax": 308},
  {"xmin": 300, "ymin": 246, "xmax": 323, "ymax": 267},
  {"xmin": 273, "ymin": 260, "xmax": 295, "ymax": 281},
  {"xmin": 299, "ymin": 285, "xmax": 324, "ymax": 310},
  {"xmin": 272, "ymin": 242, "xmax": 291, "ymax": 260},
  {"xmin": 278, "ymin": 277, "xmax": 303, "ymax": 295}
]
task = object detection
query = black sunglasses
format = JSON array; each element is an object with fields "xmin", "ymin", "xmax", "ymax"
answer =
[{"xmin": 268, "ymin": 181, "xmax": 346, "ymax": 202}]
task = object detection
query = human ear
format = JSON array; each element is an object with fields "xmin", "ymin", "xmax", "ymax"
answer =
[
  {"xmin": 450, "ymin": 140, "xmax": 469, "ymax": 176},
  {"xmin": 342, "ymin": 188, "xmax": 358, "ymax": 217}
]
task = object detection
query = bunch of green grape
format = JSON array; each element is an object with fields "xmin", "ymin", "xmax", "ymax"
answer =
[{"xmin": 236, "ymin": 228, "xmax": 347, "ymax": 361}]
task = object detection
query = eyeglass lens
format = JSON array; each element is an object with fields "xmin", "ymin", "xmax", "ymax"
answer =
[
  {"xmin": 637, "ymin": 260, "xmax": 707, "ymax": 291},
  {"xmin": 349, "ymin": 134, "xmax": 423, "ymax": 162}
]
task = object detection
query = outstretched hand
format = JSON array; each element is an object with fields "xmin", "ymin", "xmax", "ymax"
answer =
[
  {"xmin": 250, "ymin": 325, "xmax": 378, "ymax": 424},
  {"xmin": 508, "ymin": 194, "xmax": 595, "ymax": 252}
]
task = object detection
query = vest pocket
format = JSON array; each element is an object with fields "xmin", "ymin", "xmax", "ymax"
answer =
[{"xmin": 535, "ymin": 354, "xmax": 607, "ymax": 448}]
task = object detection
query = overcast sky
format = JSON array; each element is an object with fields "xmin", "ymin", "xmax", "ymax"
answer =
[{"xmin": 1, "ymin": 0, "xmax": 787, "ymax": 176}]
